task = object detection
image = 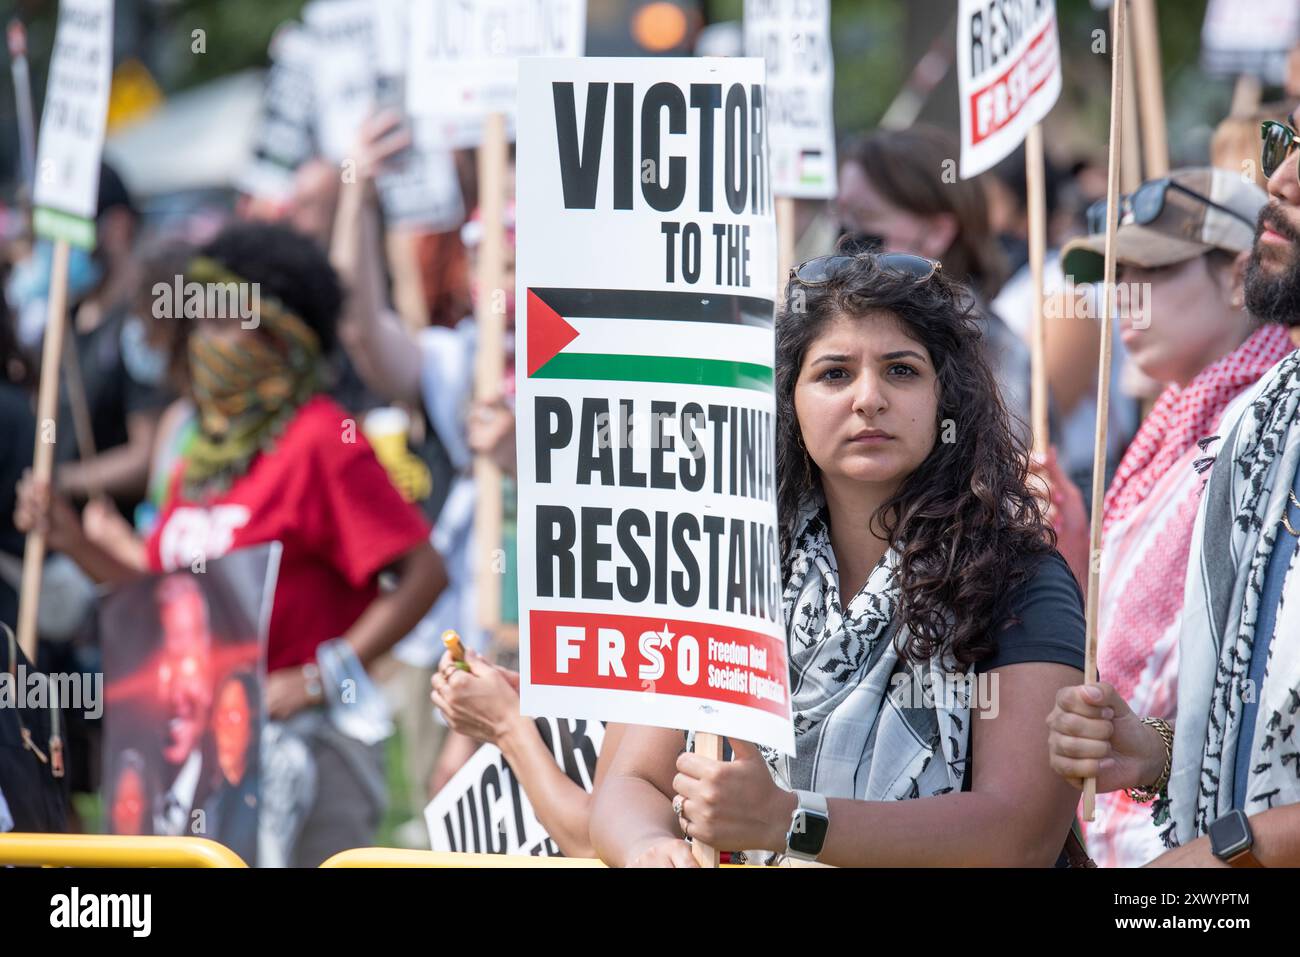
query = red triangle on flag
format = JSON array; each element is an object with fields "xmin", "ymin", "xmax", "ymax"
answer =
[{"xmin": 526, "ymin": 289, "xmax": 580, "ymax": 376}]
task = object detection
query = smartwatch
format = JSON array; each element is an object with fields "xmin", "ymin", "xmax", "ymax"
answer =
[
  {"xmin": 1208, "ymin": 809, "xmax": 1261, "ymax": 867},
  {"xmin": 785, "ymin": 790, "xmax": 830, "ymax": 861}
]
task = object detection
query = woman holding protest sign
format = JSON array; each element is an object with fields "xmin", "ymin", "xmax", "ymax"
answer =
[{"xmin": 590, "ymin": 252, "xmax": 1087, "ymax": 867}]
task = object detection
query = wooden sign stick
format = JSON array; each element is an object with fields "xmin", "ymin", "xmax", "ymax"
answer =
[
  {"xmin": 60, "ymin": 312, "xmax": 102, "ymax": 501},
  {"xmin": 776, "ymin": 196, "xmax": 797, "ymax": 286},
  {"xmin": 16, "ymin": 239, "xmax": 72, "ymax": 662},
  {"xmin": 1025, "ymin": 123, "xmax": 1049, "ymax": 456},
  {"xmin": 690, "ymin": 732, "xmax": 723, "ymax": 867},
  {"xmin": 1129, "ymin": 0, "xmax": 1168, "ymax": 178},
  {"xmin": 474, "ymin": 111, "xmax": 509, "ymax": 644},
  {"xmin": 1082, "ymin": 0, "xmax": 1128, "ymax": 822}
]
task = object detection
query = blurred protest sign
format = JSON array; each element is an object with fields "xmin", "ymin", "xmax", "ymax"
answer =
[
  {"xmin": 743, "ymin": 0, "xmax": 836, "ymax": 200},
  {"xmin": 32, "ymin": 0, "xmax": 113, "ymax": 247},
  {"xmin": 424, "ymin": 718, "xmax": 604, "ymax": 856},
  {"xmin": 294, "ymin": 1, "xmax": 464, "ymax": 231},
  {"xmin": 956, "ymin": 0, "xmax": 1061, "ymax": 179},
  {"xmin": 405, "ymin": 0, "xmax": 586, "ymax": 146},
  {"xmin": 1201, "ymin": 0, "xmax": 1300, "ymax": 86},
  {"xmin": 373, "ymin": 0, "xmax": 411, "ymax": 78},
  {"xmin": 17, "ymin": 0, "xmax": 114, "ymax": 667},
  {"xmin": 305, "ymin": 0, "xmax": 377, "ymax": 163},
  {"xmin": 238, "ymin": 22, "xmax": 316, "ymax": 203},
  {"xmin": 956, "ymin": 0, "xmax": 1061, "ymax": 453},
  {"xmin": 100, "ymin": 546, "xmax": 280, "ymax": 867},
  {"xmin": 375, "ymin": 116, "xmax": 465, "ymax": 231},
  {"xmin": 515, "ymin": 57, "xmax": 792, "ymax": 779}
]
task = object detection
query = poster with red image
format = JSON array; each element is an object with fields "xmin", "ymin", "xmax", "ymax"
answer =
[{"xmin": 100, "ymin": 545, "xmax": 280, "ymax": 866}]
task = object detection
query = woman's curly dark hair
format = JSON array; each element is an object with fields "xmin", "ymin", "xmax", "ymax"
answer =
[{"xmin": 776, "ymin": 255, "xmax": 1053, "ymax": 668}]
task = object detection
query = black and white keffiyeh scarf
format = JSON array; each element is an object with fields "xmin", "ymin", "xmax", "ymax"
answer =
[
  {"xmin": 1170, "ymin": 349, "xmax": 1300, "ymax": 846},
  {"xmin": 759, "ymin": 502, "xmax": 971, "ymax": 804}
]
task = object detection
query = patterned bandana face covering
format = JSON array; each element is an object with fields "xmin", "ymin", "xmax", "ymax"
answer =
[{"xmin": 183, "ymin": 257, "xmax": 323, "ymax": 498}]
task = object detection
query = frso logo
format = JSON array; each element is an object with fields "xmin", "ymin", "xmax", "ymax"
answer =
[{"xmin": 49, "ymin": 887, "xmax": 151, "ymax": 937}]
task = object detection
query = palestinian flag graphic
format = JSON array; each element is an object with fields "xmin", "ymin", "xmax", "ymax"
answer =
[{"xmin": 525, "ymin": 288, "xmax": 774, "ymax": 394}]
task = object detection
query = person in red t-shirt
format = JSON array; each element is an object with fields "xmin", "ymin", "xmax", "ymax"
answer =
[{"xmin": 17, "ymin": 222, "xmax": 446, "ymax": 864}]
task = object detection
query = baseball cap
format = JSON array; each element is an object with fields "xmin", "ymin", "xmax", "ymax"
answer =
[{"xmin": 1061, "ymin": 167, "xmax": 1265, "ymax": 284}]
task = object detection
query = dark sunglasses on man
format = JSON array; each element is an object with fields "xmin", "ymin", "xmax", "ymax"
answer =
[
  {"xmin": 1085, "ymin": 177, "xmax": 1255, "ymax": 237},
  {"xmin": 1261, "ymin": 119, "xmax": 1300, "ymax": 182},
  {"xmin": 790, "ymin": 252, "xmax": 940, "ymax": 286}
]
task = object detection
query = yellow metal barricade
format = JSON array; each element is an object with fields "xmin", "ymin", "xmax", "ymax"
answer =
[
  {"xmin": 320, "ymin": 848, "xmax": 605, "ymax": 868},
  {"xmin": 0, "ymin": 833, "xmax": 248, "ymax": 868}
]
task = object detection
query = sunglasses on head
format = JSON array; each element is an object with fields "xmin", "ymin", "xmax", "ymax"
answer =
[
  {"xmin": 1261, "ymin": 119, "xmax": 1300, "ymax": 182},
  {"xmin": 1084, "ymin": 177, "xmax": 1253, "ymax": 237},
  {"xmin": 790, "ymin": 252, "xmax": 940, "ymax": 287}
]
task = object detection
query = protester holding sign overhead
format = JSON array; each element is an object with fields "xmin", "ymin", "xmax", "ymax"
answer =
[{"xmin": 592, "ymin": 255, "xmax": 1087, "ymax": 867}]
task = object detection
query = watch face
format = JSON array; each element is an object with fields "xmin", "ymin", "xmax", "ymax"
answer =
[
  {"xmin": 1209, "ymin": 810, "xmax": 1250, "ymax": 858},
  {"xmin": 789, "ymin": 811, "xmax": 829, "ymax": 856}
]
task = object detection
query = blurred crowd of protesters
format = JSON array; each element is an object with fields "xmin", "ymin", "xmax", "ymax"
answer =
[{"xmin": 4, "ymin": 39, "xmax": 1300, "ymax": 865}]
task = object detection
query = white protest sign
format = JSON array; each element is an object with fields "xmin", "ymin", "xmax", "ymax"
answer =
[
  {"xmin": 32, "ymin": 0, "xmax": 114, "ymax": 248},
  {"xmin": 1200, "ymin": 0, "xmax": 1300, "ymax": 84},
  {"xmin": 405, "ymin": 0, "xmax": 586, "ymax": 140},
  {"xmin": 374, "ymin": 116, "xmax": 466, "ymax": 231},
  {"xmin": 956, "ymin": 0, "xmax": 1061, "ymax": 179},
  {"xmin": 305, "ymin": 0, "xmax": 377, "ymax": 162},
  {"xmin": 238, "ymin": 22, "xmax": 317, "ymax": 202},
  {"xmin": 424, "ymin": 718, "xmax": 604, "ymax": 856},
  {"xmin": 515, "ymin": 57, "xmax": 793, "ymax": 755},
  {"xmin": 372, "ymin": 0, "xmax": 411, "ymax": 78},
  {"xmin": 743, "ymin": 0, "xmax": 836, "ymax": 199}
]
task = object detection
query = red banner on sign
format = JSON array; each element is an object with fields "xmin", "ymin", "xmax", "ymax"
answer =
[
  {"xmin": 529, "ymin": 609, "xmax": 789, "ymax": 718},
  {"xmin": 967, "ymin": 15, "xmax": 1058, "ymax": 146}
]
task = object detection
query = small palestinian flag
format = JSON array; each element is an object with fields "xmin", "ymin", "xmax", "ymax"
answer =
[{"xmin": 525, "ymin": 288, "xmax": 774, "ymax": 394}]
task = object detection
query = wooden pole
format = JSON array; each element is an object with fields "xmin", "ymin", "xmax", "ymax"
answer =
[
  {"xmin": 1129, "ymin": 0, "xmax": 1168, "ymax": 179},
  {"xmin": 776, "ymin": 196, "xmax": 797, "ymax": 290},
  {"xmin": 1120, "ymin": 13, "xmax": 1141, "ymax": 194},
  {"xmin": 60, "ymin": 313, "xmax": 102, "ymax": 500},
  {"xmin": 1025, "ymin": 124, "xmax": 1049, "ymax": 456},
  {"xmin": 474, "ymin": 112, "xmax": 508, "ymax": 641},
  {"xmin": 690, "ymin": 732, "xmax": 723, "ymax": 867},
  {"xmin": 16, "ymin": 239, "xmax": 71, "ymax": 662},
  {"xmin": 1082, "ymin": 0, "xmax": 1128, "ymax": 822}
]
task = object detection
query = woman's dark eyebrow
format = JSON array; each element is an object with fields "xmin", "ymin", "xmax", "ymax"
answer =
[
  {"xmin": 811, "ymin": 353, "xmax": 851, "ymax": 365},
  {"xmin": 880, "ymin": 349, "xmax": 928, "ymax": 363}
]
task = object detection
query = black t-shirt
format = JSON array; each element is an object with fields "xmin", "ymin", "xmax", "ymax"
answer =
[
  {"xmin": 960, "ymin": 549, "xmax": 1085, "ymax": 843},
  {"xmin": 961, "ymin": 550, "xmax": 1086, "ymax": 780},
  {"xmin": 0, "ymin": 381, "xmax": 35, "ymax": 634},
  {"xmin": 974, "ymin": 549, "xmax": 1086, "ymax": 675}
]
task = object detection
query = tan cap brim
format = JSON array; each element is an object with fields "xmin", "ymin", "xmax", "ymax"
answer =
[{"xmin": 1061, "ymin": 225, "xmax": 1213, "ymax": 285}]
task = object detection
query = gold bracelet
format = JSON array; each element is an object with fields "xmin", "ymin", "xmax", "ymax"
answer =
[{"xmin": 1126, "ymin": 717, "xmax": 1174, "ymax": 803}]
